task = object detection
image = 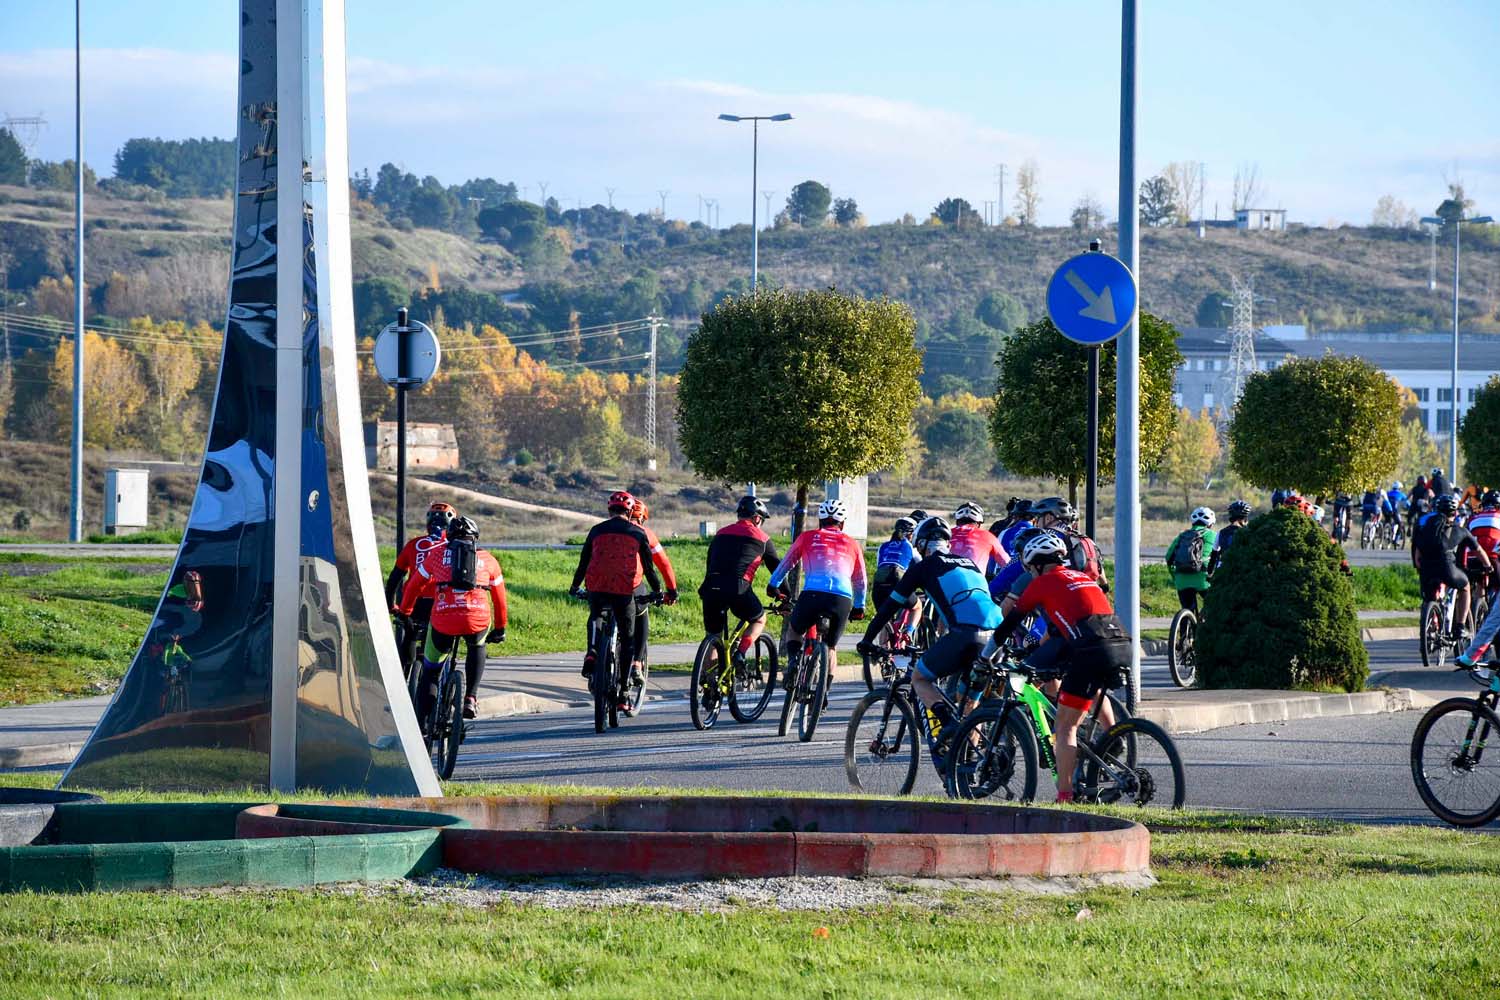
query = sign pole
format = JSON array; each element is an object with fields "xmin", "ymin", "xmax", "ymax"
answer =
[
  {"xmin": 1116, "ymin": 0, "xmax": 1142, "ymax": 712},
  {"xmin": 395, "ymin": 306, "xmax": 409, "ymax": 552},
  {"xmin": 1086, "ymin": 344, "xmax": 1099, "ymax": 539}
]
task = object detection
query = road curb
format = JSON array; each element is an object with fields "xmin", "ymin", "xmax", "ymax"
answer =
[
  {"xmin": 0, "ymin": 741, "xmax": 84, "ymax": 769},
  {"xmin": 1363, "ymin": 626, "xmax": 1418, "ymax": 641},
  {"xmin": 1137, "ymin": 687, "xmax": 1419, "ymax": 735}
]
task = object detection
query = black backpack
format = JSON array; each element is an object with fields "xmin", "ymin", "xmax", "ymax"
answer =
[
  {"xmin": 1169, "ymin": 529, "xmax": 1205, "ymax": 574},
  {"xmin": 447, "ymin": 538, "xmax": 478, "ymax": 591}
]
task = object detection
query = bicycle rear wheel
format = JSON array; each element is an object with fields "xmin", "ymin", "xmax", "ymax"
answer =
[
  {"xmin": 689, "ymin": 635, "xmax": 724, "ymax": 731},
  {"xmin": 946, "ymin": 704, "xmax": 1038, "ymax": 802},
  {"xmin": 436, "ymin": 671, "xmax": 465, "ymax": 780},
  {"xmin": 729, "ymin": 634, "xmax": 778, "ymax": 723},
  {"xmin": 1079, "ymin": 717, "xmax": 1185, "ymax": 808},
  {"xmin": 798, "ymin": 641, "xmax": 831, "ymax": 743},
  {"xmin": 1410, "ymin": 697, "xmax": 1500, "ymax": 827},
  {"xmin": 1167, "ymin": 609, "xmax": 1198, "ymax": 688},
  {"xmin": 1420, "ymin": 600, "xmax": 1445, "ymax": 669},
  {"xmin": 592, "ymin": 621, "xmax": 613, "ymax": 734},
  {"xmin": 845, "ymin": 689, "xmax": 920, "ymax": 795},
  {"xmin": 777, "ymin": 650, "xmax": 800, "ymax": 738}
]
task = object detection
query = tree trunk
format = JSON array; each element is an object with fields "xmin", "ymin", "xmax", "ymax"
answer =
[{"xmin": 1067, "ymin": 475, "xmax": 1079, "ymax": 508}]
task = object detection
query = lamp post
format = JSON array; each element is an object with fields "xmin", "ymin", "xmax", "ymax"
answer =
[
  {"xmin": 69, "ymin": 0, "xmax": 85, "ymax": 543},
  {"xmin": 717, "ymin": 113, "xmax": 792, "ymax": 291},
  {"xmin": 1422, "ymin": 212, "xmax": 1493, "ymax": 477}
]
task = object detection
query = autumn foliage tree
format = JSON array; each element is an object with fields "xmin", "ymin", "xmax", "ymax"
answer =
[{"xmin": 1158, "ymin": 408, "xmax": 1221, "ymax": 512}]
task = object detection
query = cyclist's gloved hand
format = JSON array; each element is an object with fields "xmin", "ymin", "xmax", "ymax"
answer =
[
  {"xmin": 849, "ymin": 608, "xmax": 865, "ymax": 621},
  {"xmin": 766, "ymin": 584, "xmax": 781, "ymax": 599},
  {"xmin": 569, "ymin": 587, "xmax": 584, "ymax": 600},
  {"xmin": 664, "ymin": 588, "xmax": 679, "ymax": 605},
  {"xmin": 488, "ymin": 627, "xmax": 505, "ymax": 644}
]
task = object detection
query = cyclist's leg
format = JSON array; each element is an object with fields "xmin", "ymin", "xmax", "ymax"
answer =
[
  {"xmin": 631, "ymin": 583, "xmax": 651, "ymax": 666},
  {"xmin": 783, "ymin": 593, "xmax": 818, "ymax": 684},
  {"xmin": 461, "ymin": 630, "xmax": 487, "ymax": 717},
  {"xmin": 1460, "ymin": 592, "xmax": 1500, "ymax": 663},
  {"xmin": 581, "ymin": 595, "xmax": 605, "ymax": 677},
  {"xmin": 1026, "ymin": 634, "xmax": 1067, "ymax": 700},
  {"xmin": 1449, "ymin": 569, "xmax": 1472, "ymax": 640},
  {"xmin": 910, "ymin": 631, "xmax": 970, "ymax": 726},
  {"xmin": 700, "ymin": 585, "xmax": 730, "ymax": 638},
  {"xmin": 729, "ymin": 588, "xmax": 766, "ymax": 655},
  {"xmin": 1176, "ymin": 587, "xmax": 1197, "ymax": 613},
  {"xmin": 1053, "ymin": 652, "xmax": 1108, "ymax": 801},
  {"xmin": 612, "ymin": 593, "xmax": 640, "ymax": 683},
  {"xmin": 419, "ymin": 628, "xmax": 454, "ymax": 722},
  {"xmin": 818, "ymin": 594, "xmax": 854, "ymax": 672},
  {"xmin": 399, "ymin": 598, "xmax": 431, "ymax": 677}
]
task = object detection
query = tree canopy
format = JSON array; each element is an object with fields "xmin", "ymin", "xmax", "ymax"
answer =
[
  {"xmin": 1140, "ymin": 175, "xmax": 1179, "ymax": 228},
  {"xmin": 933, "ymin": 197, "xmax": 981, "ymax": 227},
  {"xmin": 676, "ymin": 288, "xmax": 921, "ymax": 490},
  {"xmin": 988, "ymin": 313, "xmax": 1183, "ymax": 498},
  {"xmin": 0, "ymin": 128, "xmax": 26, "ymax": 186},
  {"xmin": 1227, "ymin": 354, "xmax": 1401, "ymax": 495},
  {"xmin": 785, "ymin": 181, "xmax": 832, "ymax": 227},
  {"xmin": 1459, "ymin": 375, "xmax": 1500, "ymax": 486},
  {"xmin": 113, "ymin": 138, "xmax": 235, "ymax": 198}
]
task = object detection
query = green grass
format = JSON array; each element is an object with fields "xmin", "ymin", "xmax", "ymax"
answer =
[
  {"xmin": 83, "ymin": 528, "xmax": 184, "ymax": 544},
  {"xmin": 0, "ymin": 774, "xmax": 1495, "ymax": 998}
]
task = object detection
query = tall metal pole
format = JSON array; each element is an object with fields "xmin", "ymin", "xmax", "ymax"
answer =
[
  {"xmin": 1451, "ymin": 221, "xmax": 1461, "ymax": 477},
  {"xmin": 68, "ymin": 0, "xmax": 85, "ymax": 543},
  {"xmin": 1115, "ymin": 0, "xmax": 1141, "ymax": 712},
  {"xmin": 394, "ymin": 307, "xmax": 409, "ymax": 552},
  {"xmin": 1086, "ymin": 346, "xmax": 1099, "ymax": 539},
  {"xmin": 751, "ymin": 119, "xmax": 759, "ymax": 291},
  {"xmin": 646, "ymin": 315, "xmax": 659, "ymax": 471}
]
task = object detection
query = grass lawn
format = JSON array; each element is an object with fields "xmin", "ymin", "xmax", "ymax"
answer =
[{"xmin": 0, "ymin": 774, "xmax": 1494, "ymax": 997}]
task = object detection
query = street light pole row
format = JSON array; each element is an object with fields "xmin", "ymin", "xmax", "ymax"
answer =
[{"xmin": 1421, "ymin": 211, "xmax": 1493, "ymax": 477}]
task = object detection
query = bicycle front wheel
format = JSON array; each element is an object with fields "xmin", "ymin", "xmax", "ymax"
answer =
[
  {"xmin": 1410, "ymin": 697, "xmax": 1500, "ymax": 827},
  {"xmin": 1420, "ymin": 600, "xmax": 1445, "ymax": 669},
  {"xmin": 1079, "ymin": 717, "xmax": 1186, "ymax": 808},
  {"xmin": 798, "ymin": 642, "xmax": 831, "ymax": 743},
  {"xmin": 845, "ymin": 689, "xmax": 920, "ymax": 795},
  {"xmin": 729, "ymin": 634, "xmax": 778, "ymax": 723},
  {"xmin": 946, "ymin": 704, "xmax": 1038, "ymax": 802},
  {"xmin": 1167, "ymin": 609, "xmax": 1198, "ymax": 688},
  {"xmin": 689, "ymin": 635, "xmax": 724, "ymax": 731}
]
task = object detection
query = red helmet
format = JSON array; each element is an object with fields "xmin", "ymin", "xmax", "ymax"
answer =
[
  {"xmin": 607, "ymin": 490, "xmax": 635, "ymax": 513},
  {"xmin": 630, "ymin": 498, "xmax": 650, "ymax": 522}
]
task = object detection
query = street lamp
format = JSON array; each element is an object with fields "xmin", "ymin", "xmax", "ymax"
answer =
[
  {"xmin": 717, "ymin": 113, "xmax": 792, "ymax": 291},
  {"xmin": 1421, "ymin": 212, "xmax": 1493, "ymax": 477}
]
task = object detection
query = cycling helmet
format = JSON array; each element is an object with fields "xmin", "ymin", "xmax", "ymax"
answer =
[
  {"xmin": 428, "ymin": 501, "xmax": 456, "ymax": 516},
  {"xmin": 1391, "ymin": 481, "xmax": 1403, "ymax": 491},
  {"xmin": 1190, "ymin": 506, "xmax": 1216, "ymax": 528},
  {"xmin": 818, "ymin": 497, "xmax": 849, "ymax": 523},
  {"xmin": 1434, "ymin": 494, "xmax": 1459, "ymax": 516},
  {"xmin": 913, "ymin": 516, "xmax": 952, "ymax": 554},
  {"xmin": 607, "ymin": 490, "xmax": 635, "ymax": 513},
  {"xmin": 1006, "ymin": 525, "xmax": 1047, "ymax": 557},
  {"xmin": 1432, "ymin": 468, "xmax": 1444, "ymax": 479},
  {"xmin": 953, "ymin": 501, "xmax": 984, "ymax": 525},
  {"xmin": 426, "ymin": 507, "xmax": 455, "ymax": 535},
  {"xmin": 1481, "ymin": 489, "xmax": 1500, "ymax": 509},
  {"xmin": 1293, "ymin": 496, "xmax": 1316, "ymax": 517},
  {"xmin": 447, "ymin": 515, "xmax": 479, "ymax": 541},
  {"xmin": 1227, "ymin": 499, "xmax": 1252, "ymax": 520},
  {"xmin": 1032, "ymin": 496, "xmax": 1078, "ymax": 524},
  {"xmin": 1005, "ymin": 496, "xmax": 1028, "ymax": 515},
  {"xmin": 1020, "ymin": 531, "xmax": 1068, "ymax": 571},
  {"xmin": 736, "ymin": 495, "xmax": 769, "ymax": 520},
  {"xmin": 908, "ymin": 509, "xmax": 929, "ymax": 522},
  {"xmin": 1311, "ymin": 504, "xmax": 1324, "ymax": 523},
  {"xmin": 630, "ymin": 498, "xmax": 650, "ymax": 522},
  {"xmin": 893, "ymin": 516, "xmax": 917, "ymax": 538}
]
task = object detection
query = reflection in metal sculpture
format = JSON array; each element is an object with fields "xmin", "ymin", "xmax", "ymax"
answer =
[{"xmin": 62, "ymin": 0, "xmax": 438, "ymax": 795}]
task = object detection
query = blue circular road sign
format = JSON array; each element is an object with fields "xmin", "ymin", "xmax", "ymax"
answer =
[{"xmin": 1045, "ymin": 251, "xmax": 1138, "ymax": 345}]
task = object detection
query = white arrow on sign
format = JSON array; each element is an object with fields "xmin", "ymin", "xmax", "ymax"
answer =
[{"xmin": 1064, "ymin": 270, "xmax": 1116, "ymax": 324}]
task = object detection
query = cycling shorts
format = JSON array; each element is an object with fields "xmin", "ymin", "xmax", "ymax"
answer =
[
  {"xmin": 871, "ymin": 581, "xmax": 896, "ymax": 610},
  {"xmin": 1057, "ymin": 637, "xmax": 1132, "ymax": 711},
  {"xmin": 699, "ymin": 583, "xmax": 764, "ymax": 635},
  {"xmin": 1420, "ymin": 562, "xmax": 1470, "ymax": 600},
  {"xmin": 789, "ymin": 591, "xmax": 854, "ymax": 647},
  {"xmin": 914, "ymin": 629, "xmax": 990, "ymax": 682}
]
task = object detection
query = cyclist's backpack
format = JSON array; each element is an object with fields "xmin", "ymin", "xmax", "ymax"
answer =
[
  {"xmin": 1066, "ymin": 532, "xmax": 1105, "ymax": 585},
  {"xmin": 1169, "ymin": 529, "xmax": 1205, "ymax": 574},
  {"xmin": 447, "ymin": 539, "xmax": 478, "ymax": 591}
]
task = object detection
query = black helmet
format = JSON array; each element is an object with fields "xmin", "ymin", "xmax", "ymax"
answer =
[
  {"xmin": 1482, "ymin": 489, "xmax": 1500, "ymax": 508},
  {"xmin": 447, "ymin": 515, "xmax": 479, "ymax": 541},
  {"xmin": 908, "ymin": 509, "xmax": 929, "ymax": 522},
  {"xmin": 914, "ymin": 516, "xmax": 952, "ymax": 551},
  {"xmin": 1032, "ymin": 496, "xmax": 1077, "ymax": 524},
  {"xmin": 1434, "ymin": 494, "xmax": 1459, "ymax": 516},
  {"xmin": 1227, "ymin": 499, "xmax": 1252, "ymax": 520},
  {"xmin": 1005, "ymin": 496, "xmax": 1027, "ymax": 515},
  {"xmin": 736, "ymin": 495, "xmax": 769, "ymax": 520},
  {"xmin": 893, "ymin": 516, "xmax": 917, "ymax": 538}
]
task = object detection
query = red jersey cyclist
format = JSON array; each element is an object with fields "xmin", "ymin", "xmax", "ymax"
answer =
[
  {"xmin": 627, "ymin": 498, "xmax": 679, "ymax": 669},
  {"xmin": 949, "ymin": 501, "xmax": 1007, "ymax": 578},
  {"xmin": 570, "ymin": 491, "xmax": 662, "ymax": 693},
  {"xmin": 385, "ymin": 502, "xmax": 457, "ymax": 681},
  {"xmin": 766, "ymin": 497, "xmax": 867, "ymax": 682}
]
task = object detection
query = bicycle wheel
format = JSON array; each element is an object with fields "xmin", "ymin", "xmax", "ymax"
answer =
[
  {"xmin": 1079, "ymin": 717, "xmax": 1185, "ymax": 808},
  {"xmin": 592, "ymin": 621, "xmax": 612, "ymax": 734},
  {"xmin": 436, "ymin": 671, "xmax": 465, "ymax": 780},
  {"xmin": 845, "ymin": 689, "xmax": 920, "ymax": 795},
  {"xmin": 860, "ymin": 645, "xmax": 885, "ymax": 691},
  {"xmin": 689, "ymin": 635, "xmax": 724, "ymax": 731},
  {"xmin": 1420, "ymin": 600, "xmax": 1445, "ymax": 669},
  {"xmin": 1410, "ymin": 697, "xmax": 1500, "ymax": 827},
  {"xmin": 946, "ymin": 704, "xmax": 1039, "ymax": 802},
  {"xmin": 798, "ymin": 641, "xmax": 831, "ymax": 743},
  {"xmin": 777, "ymin": 650, "xmax": 800, "ymax": 738},
  {"xmin": 729, "ymin": 634, "xmax": 778, "ymax": 723},
  {"xmin": 1167, "ymin": 609, "xmax": 1198, "ymax": 688}
]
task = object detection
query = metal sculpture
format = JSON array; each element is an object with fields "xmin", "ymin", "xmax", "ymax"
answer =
[{"xmin": 62, "ymin": 0, "xmax": 439, "ymax": 795}]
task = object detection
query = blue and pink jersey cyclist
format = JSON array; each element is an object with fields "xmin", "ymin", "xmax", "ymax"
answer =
[{"xmin": 767, "ymin": 497, "xmax": 867, "ymax": 650}]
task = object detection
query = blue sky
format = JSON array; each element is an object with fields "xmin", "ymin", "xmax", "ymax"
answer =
[{"xmin": 3, "ymin": 0, "xmax": 1496, "ymax": 226}]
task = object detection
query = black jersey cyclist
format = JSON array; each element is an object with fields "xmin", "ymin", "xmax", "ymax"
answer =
[{"xmin": 698, "ymin": 495, "xmax": 781, "ymax": 661}]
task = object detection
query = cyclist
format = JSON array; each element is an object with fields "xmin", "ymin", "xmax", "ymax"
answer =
[
  {"xmin": 766, "ymin": 497, "xmax": 867, "ymax": 682},
  {"xmin": 1382, "ymin": 481, "xmax": 1408, "ymax": 545},
  {"xmin": 989, "ymin": 497, "xmax": 1030, "ymax": 538},
  {"xmin": 698, "ymin": 495, "xmax": 781, "ymax": 665},
  {"xmin": 1165, "ymin": 507, "xmax": 1216, "ymax": 613},
  {"xmin": 1457, "ymin": 491, "xmax": 1500, "ymax": 668},
  {"xmin": 398, "ymin": 516, "xmax": 508, "ymax": 722},
  {"xmin": 627, "ymin": 499, "xmax": 680, "ymax": 672},
  {"xmin": 950, "ymin": 501, "xmax": 1008, "ymax": 578},
  {"xmin": 1431, "ymin": 467, "xmax": 1451, "ymax": 499},
  {"xmin": 872, "ymin": 516, "xmax": 923, "ymax": 644},
  {"xmin": 856, "ymin": 516, "xmax": 1003, "ymax": 759},
  {"xmin": 1330, "ymin": 492, "xmax": 1353, "ymax": 541},
  {"xmin": 997, "ymin": 500, "xmax": 1036, "ymax": 557},
  {"xmin": 1360, "ymin": 488, "xmax": 1382, "ymax": 535},
  {"xmin": 1271, "ymin": 488, "xmax": 1291, "ymax": 509},
  {"xmin": 988, "ymin": 532, "xmax": 1131, "ymax": 803},
  {"xmin": 1461, "ymin": 482, "xmax": 1486, "ymax": 515},
  {"xmin": 1031, "ymin": 496, "xmax": 1107, "ymax": 590},
  {"xmin": 570, "ymin": 491, "xmax": 662, "ymax": 692},
  {"xmin": 1208, "ymin": 500, "xmax": 1251, "ymax": 576},
  {"xmin": 386, "ymin": 502, "xmax": 456, "ymax": 680},
  {"xmin": 1412, "ymin": 493, "xmax": 1493, "ymax": 648}
]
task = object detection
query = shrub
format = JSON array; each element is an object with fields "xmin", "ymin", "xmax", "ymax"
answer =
[
  {"xmin": 513, "ymin": 449, "xmax": 534, "ymax": 467},
  {"xmin": 1197, "ymin": 507, "xmax": 1367, "ymax": 692}
]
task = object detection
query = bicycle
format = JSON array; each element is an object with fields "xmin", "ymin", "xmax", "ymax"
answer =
[
  {"xmin": 420, "ymin": 631, "xmax": 466, "ymax": 780},
  {"xmin": 578, "ymin": 591, "xmax": 664, "ymax": 734},
  {"xmin": 1383, "ymin": 514, "xmax": 1405, "ymax": 550},
  {"xmin": 946, "ymin": 654, "xmax": 1136, "ymax": 800},
  {"xmin": 689, "ymin": 605, "xmax": 781, "ymax": 730},
  {"xmin": 1410, "ymin": 665, "xmax": 1500, "ymax": 826},
  {"xmin": 1360, "ymin": 513, "xmax": 1378, "ymax": 550},
  {"xmin": 859, "ymin": 600, "xmax": 926, "ymax": 690},
  {"xmin": 778, "ymin": 610, "xmax": 835, "ymax": 742},
  {"xmin": 1420, "ymin": 583, "xmax": 1463, "ymax": 669},
  {"xmin": 1167, "ymin": 607, "xmax": 1198, "ymax": 688},
  {"xmin": 844, "ymin": 652, "xmax": 973, "ymax": 796},
  {"xmin": 396, "ymin": 613, "xmax": 429, "ymax": 709}
]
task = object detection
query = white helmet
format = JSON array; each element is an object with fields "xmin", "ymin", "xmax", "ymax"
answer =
[
  {"xmin": 1190, "ymin": 506, "xmax": 1216, "ymax": 528},
  {"xmin": 1020, "ymin": 531, "xmax": 1068, "ymax": 571},
  {"xmin": 817, "ymin": 497, "xmax": 848, "ymax": 523},
  {"xmin": 953, "ymin": 501, "xmax": 984, "ymax": 524}
]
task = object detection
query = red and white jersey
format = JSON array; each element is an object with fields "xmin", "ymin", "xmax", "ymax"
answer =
[
  {"xmin": 1469, "ymin": 510, "xmax": 1500, "ymax": 557},
  {"xmin": 399, "ymin": 542, "xmax": 508, "ymax": 635}
]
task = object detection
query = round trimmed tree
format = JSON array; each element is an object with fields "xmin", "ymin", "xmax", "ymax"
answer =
[
  {"xmin": 676, "ymin": 288, "xmax": 922, "ymax": 534},
  {"xmin": 1198, "ymin": 507, "xmax": 1368, "ymax": 691},
  {"xmin": 1228, "ymin": 354, "xmax": 1401, "ymax": 496},
  {"xmin": 1459, "ymin": 374, "xmax": 1500, "ymax": 486}
]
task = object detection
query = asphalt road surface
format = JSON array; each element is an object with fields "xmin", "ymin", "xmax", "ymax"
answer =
[{"xmin": 452, "ymin": 638, "xmax": 1469, "ymax": 827}]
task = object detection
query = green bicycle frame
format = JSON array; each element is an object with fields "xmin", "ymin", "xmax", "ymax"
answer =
[{"xmin": 1016, "ymin": 682, "xmax": 1059, "ymax": 775}]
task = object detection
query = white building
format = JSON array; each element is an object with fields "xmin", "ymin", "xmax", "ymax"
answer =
[{"xmin": 1234, "ymin": 208, "xmax": 1286, "ymax": 231}]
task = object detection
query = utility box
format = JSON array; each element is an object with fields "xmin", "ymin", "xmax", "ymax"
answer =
[
  {"xmin": 104, "ymin": 468, "xmax": 149, "ymax": 536},
  {"xmin": 823, "ymin": 476, "xmax": 869, "ymax": 540}
]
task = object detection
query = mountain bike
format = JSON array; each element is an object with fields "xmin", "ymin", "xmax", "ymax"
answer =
[
  {"xmin": 578, "ymin": 591, "xmax": 663, "ymax": 734},
  {"xmin": 947, "ymin": 656, "xmax": 1182, "ymax": 807},
  {"xmin": 1167, "ymin": 607, "xmax": 1198, "ymax": 688},
  {"xmin": 1410, "ymin": 666, "xmax": 1500, "ymax": 827},
  {"xmin": 1383, "ymin": 514, "xmax": 1405, "ymax": 550},
  {"xmin": 778, "ymin": 611, "xmax": 835, "ymax": 742},
  {"xmin": 1331, "ymin": 503, "xmax": 1352, "ymax": 543},
  {"xmin": 860, "ymin": 600, "xmax": 926, "ymax": 690},
  {"xmin": 421, "ymin": 633, "xmax": 466, "ymax": 780},
  {"xmin": 1420, "ymin": 583, "xmax": 1462, "ymax": 669},
  {"xmin": 1360, "ymin": 513, "xmax": 1378, "ymax": 550},
  {"xmin": 689, "ymin": 603, "xmax": 781, "ymax": 730}
]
